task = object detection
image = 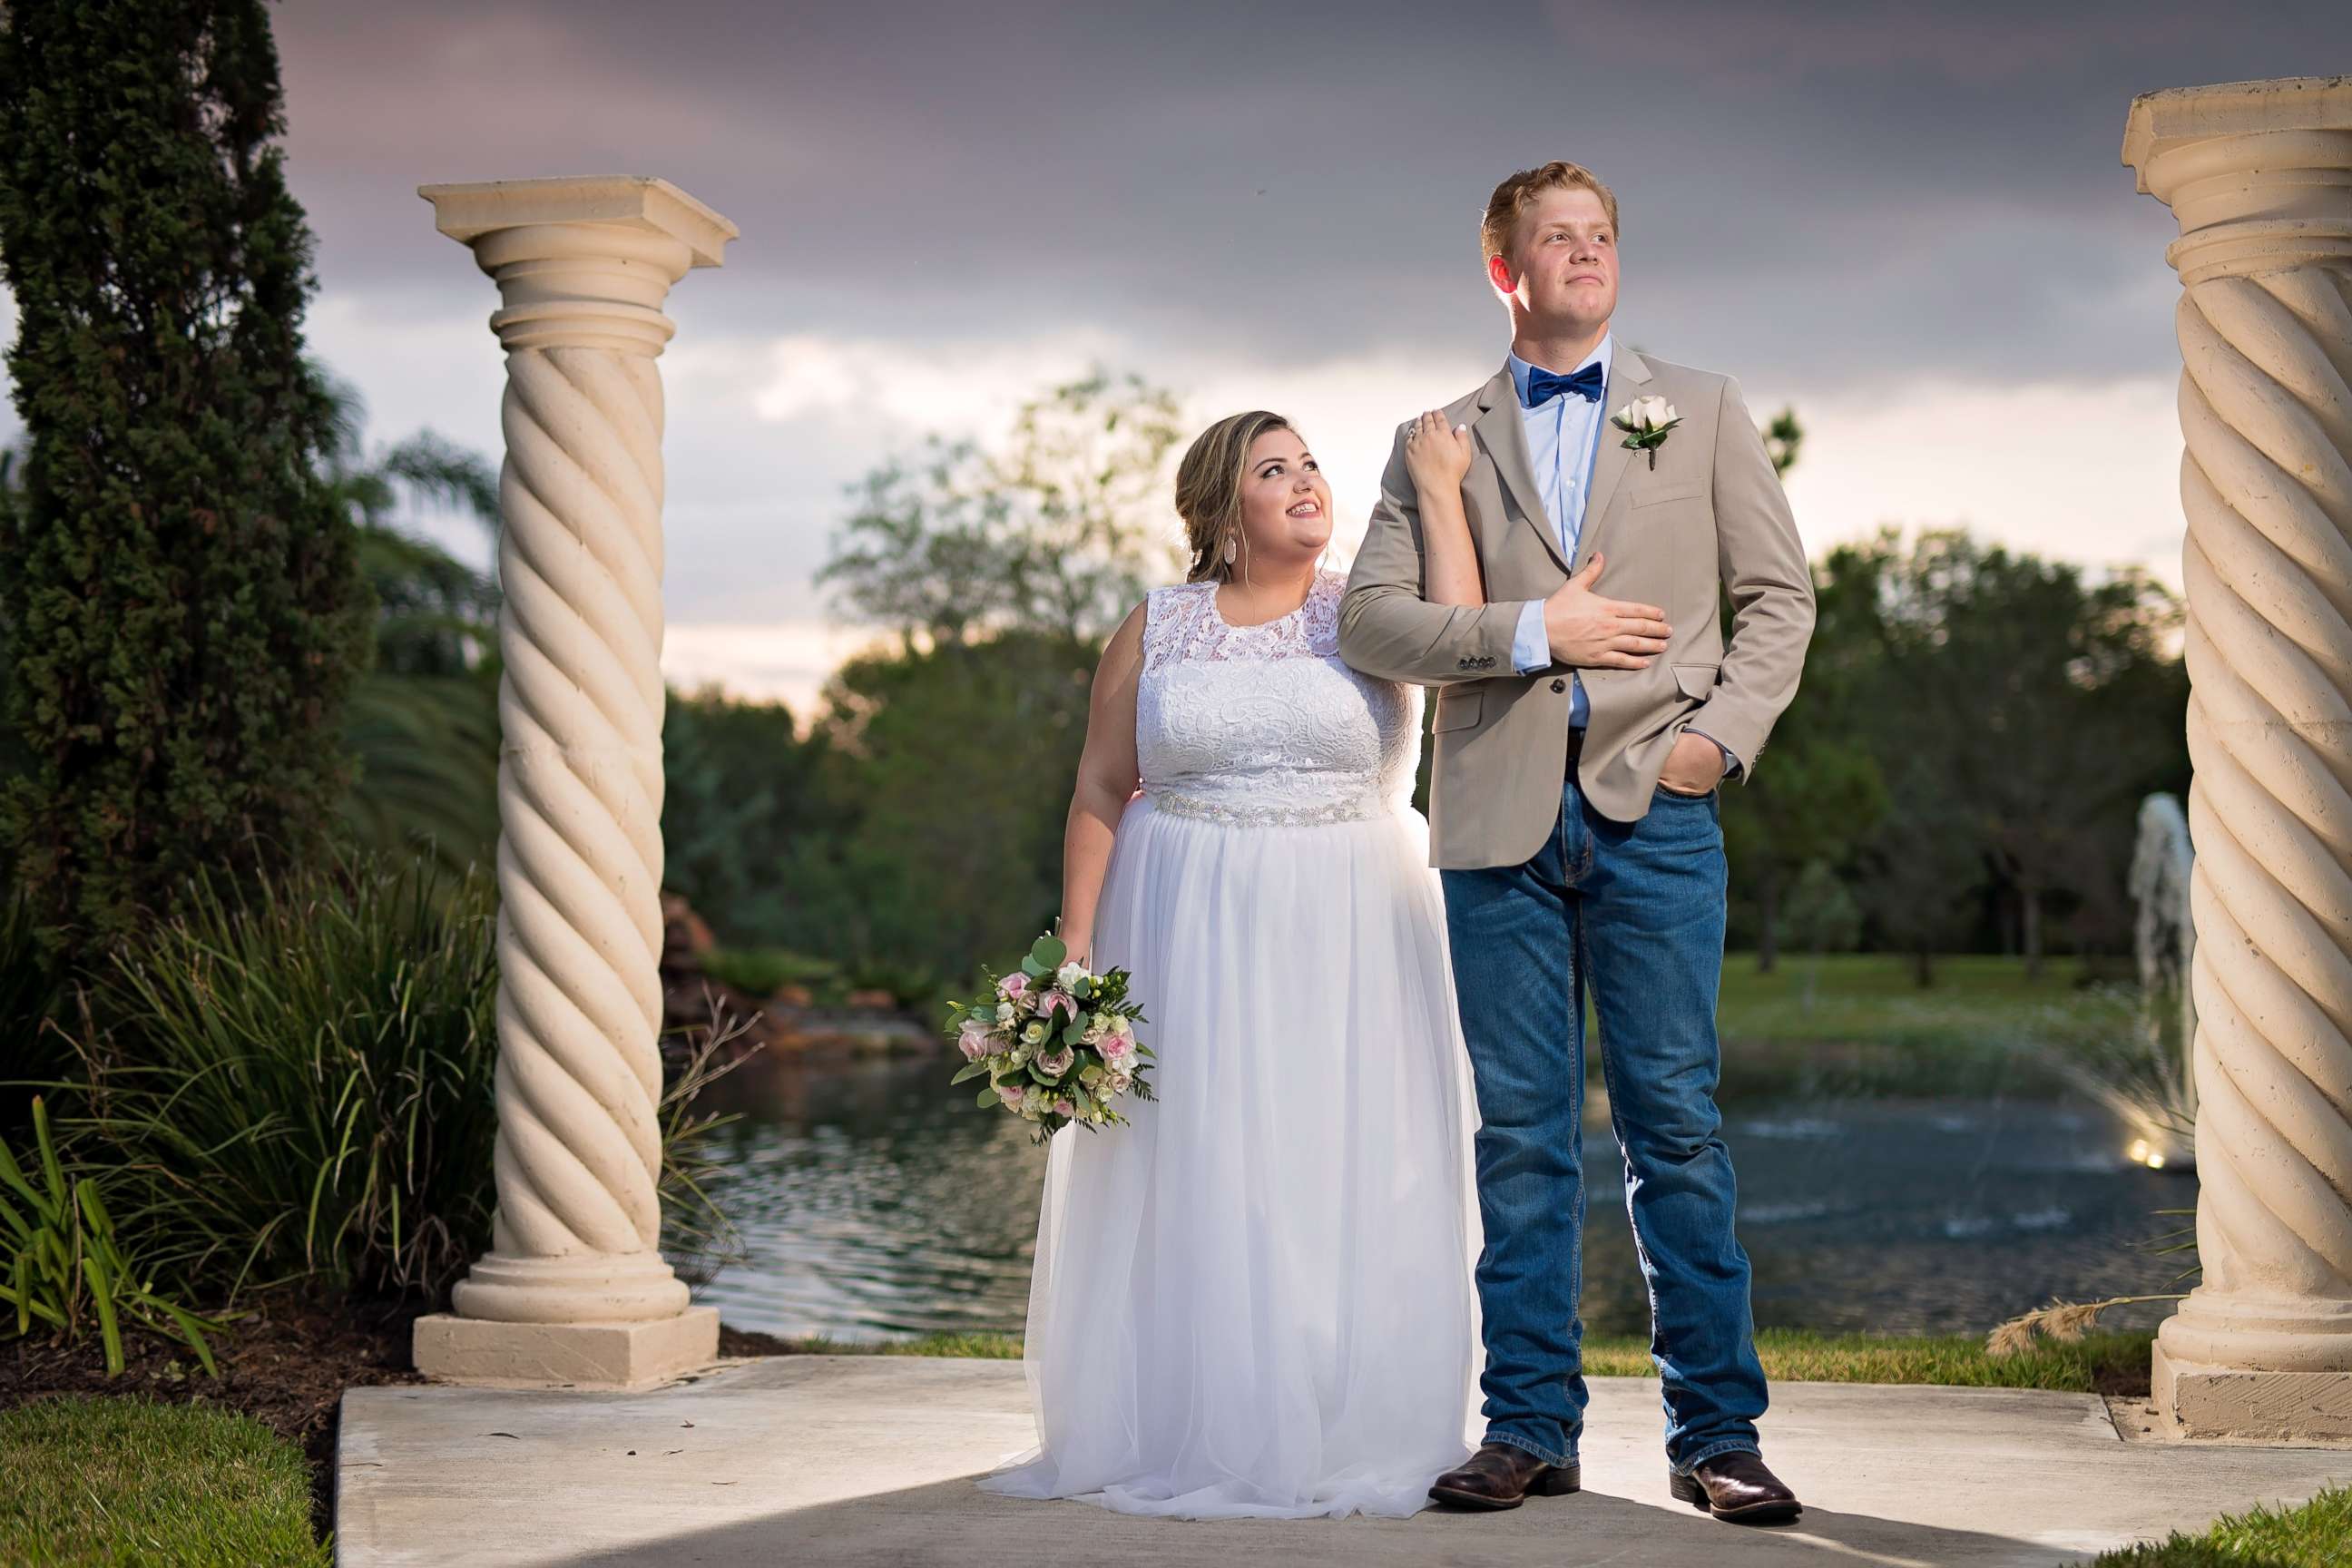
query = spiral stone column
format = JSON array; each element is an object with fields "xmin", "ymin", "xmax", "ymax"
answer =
[
  {"xmin": 410, "ymin": 177, "xmax": 737, "ymax": 1388},
  {"xmin": 2126, "ymin": 79, "xmax": 2352, "ymax": 1441}
]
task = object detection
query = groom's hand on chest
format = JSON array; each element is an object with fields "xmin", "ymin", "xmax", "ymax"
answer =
[{"xmin": 1542, "ymin": 551, "xmax": 1671, "ymax": 671}]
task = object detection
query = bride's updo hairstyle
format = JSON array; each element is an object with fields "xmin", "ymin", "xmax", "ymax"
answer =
[{"xmin": 1176, "ymin": 409, "xmax": 1297, "ymax": 583}]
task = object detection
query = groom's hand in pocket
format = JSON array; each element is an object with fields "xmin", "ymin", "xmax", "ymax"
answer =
[
  {"xmin": 1544, "ymin": 552, "xmax": 1672, "ymax": 671},
  {"xmin": 1658, "ymin": 730, "xmax": 1727, "ymax": 797}
]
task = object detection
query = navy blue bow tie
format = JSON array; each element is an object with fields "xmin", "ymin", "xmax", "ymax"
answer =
[{"xmin": 1524, "ymin": 362, "xmax": 1605, "ymax": 407}]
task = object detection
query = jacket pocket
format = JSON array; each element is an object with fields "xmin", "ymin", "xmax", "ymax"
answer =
[
  {"xmin": 1631, "ymin": 482, "xmax": 1708, "ymax": 509},
  {"xmin": 1672, "ymin": 662, "xmax": 1719, "ymax": 700},
  {"xmin": 1433, "ymin": 688, "xmax": 1485, "ymax": 732}
]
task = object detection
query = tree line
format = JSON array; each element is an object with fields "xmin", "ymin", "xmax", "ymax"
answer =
[{"xmin": 662, "ymin": 373, "xmax": 2189, "ymax": 1000}]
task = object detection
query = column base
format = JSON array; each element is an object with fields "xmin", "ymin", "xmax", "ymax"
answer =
[
  {"xmin": 412, "ymin": 1304, "xmax": 720, "ymax": 1390},
  {"xmin": 2153, "ymin": 1340, "xmax": 2352, "ymax": 1443}
]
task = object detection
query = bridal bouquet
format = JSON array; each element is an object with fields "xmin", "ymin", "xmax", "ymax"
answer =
[{"xmin": 948, "ymin": 935, "xmax": 1154, "ymax": 1143}]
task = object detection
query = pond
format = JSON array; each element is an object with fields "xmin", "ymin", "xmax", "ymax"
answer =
[{"xmin": 689, "ymin": 1051, "xmax": 2192, "ymax": 1344}]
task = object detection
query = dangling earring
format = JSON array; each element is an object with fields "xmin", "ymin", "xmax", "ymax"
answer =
[{"xmin": 1222, "ymin": 534, "xmax": 1239, "ymax": 565}]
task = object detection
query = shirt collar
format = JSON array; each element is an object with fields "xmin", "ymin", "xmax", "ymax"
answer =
[{"xmin": 1507, "ymin": 332, "xmax": 1614, "ymax": 405}]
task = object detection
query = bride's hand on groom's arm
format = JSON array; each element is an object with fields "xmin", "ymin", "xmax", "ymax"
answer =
[
  {"xmin": 1543, "ymin": 552, "xmax": 1672, "ymax": 670},
  {"xmin": 1402, "ymin": 409, "xmax": 1473, "ymax": 497}
]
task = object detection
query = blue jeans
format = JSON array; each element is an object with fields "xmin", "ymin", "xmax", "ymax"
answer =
[{"xmin": 1441, "ymin": 773, "xmax": 1768, "ymax": 1475}]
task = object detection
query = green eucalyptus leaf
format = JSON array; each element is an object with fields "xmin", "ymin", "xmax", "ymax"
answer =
[
  {"xmin": 975, "ymin": 1087, "xmax": 1000, "ymax": 1108},
  {"xmin": 1032, "ymin": 935, "xmax": 1068, "ymax": 968}
]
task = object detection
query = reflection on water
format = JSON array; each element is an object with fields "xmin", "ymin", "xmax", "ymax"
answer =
[{"xmin": 691, "ymin": 1053, "xmax": 2191, "ymax": 1343}]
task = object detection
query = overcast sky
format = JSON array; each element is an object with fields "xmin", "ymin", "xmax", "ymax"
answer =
[{"xmin": 6, "ymin": 3, "xmax": 2347, "ymax": 711}]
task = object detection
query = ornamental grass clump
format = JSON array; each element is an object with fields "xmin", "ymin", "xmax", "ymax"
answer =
[
  {"xmin": 0, "ymin": 1095, "xmax": 225, "ymax": 1375},
  {"xmin": 52, "ymin": 848, "xmax": 503, "ymax": 1303}
]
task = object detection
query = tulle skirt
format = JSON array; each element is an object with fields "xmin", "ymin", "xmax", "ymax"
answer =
[{"xmin": 976, "ymin": 793, "xmax": 1483, "ymax": 1520}]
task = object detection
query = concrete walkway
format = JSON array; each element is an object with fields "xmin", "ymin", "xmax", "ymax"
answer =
[{"xmin": 337, "ymin": 1356, "xmax": 2352, "ymax": 1566}]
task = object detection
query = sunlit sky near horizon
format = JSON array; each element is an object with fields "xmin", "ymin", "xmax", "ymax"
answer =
[{"xmin": 4, "ymin": 2, "xmax": 2347, "ymax": 716}]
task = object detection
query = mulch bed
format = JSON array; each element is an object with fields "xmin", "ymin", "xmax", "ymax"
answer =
[
  {"xmin": 717, "ymin": 1322, "xmax": 799, "ymax": 1357},
  {"xmin": 0, "ymin": 1287, "xmax": 432, "ymax": 1544},
  {"xmin": 2094, "ymin": 1356, "xmax": 2153, "ymax": 1398}
]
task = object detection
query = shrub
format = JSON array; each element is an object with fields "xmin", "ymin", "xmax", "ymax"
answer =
[{"xmin": 0, "ymin": 0, "xmax": 371, "ymax": 956}]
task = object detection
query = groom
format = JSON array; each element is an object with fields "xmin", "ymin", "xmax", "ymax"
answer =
[{"xmin": 1339, "ymin": 162, "xmax": 1815, "ymax": 1524}]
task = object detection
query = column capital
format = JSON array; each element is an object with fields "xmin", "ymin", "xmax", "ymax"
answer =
[
  {"xmin": 417, "ymin": 176, "xmax": 740, "ymax": 354},
  {"xmin": 2122, "ymin": 77, "xmax": 2352, "ymax": 284}
]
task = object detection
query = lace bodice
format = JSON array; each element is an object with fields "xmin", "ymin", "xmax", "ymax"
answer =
[{"xmin": 1136, "ymin": 571, "xmax": 1421, "ymax": 827}]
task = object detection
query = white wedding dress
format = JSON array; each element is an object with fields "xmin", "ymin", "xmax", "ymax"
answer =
[{"xmin": 977, "ymin": 567, "xmax": 1482, "ymax": 1521}]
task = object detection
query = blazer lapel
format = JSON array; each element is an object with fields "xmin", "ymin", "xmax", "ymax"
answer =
[
  {"xmin": 1471, "ymin": 366, "xmax": 1570, "ymax": 574},
  {"xmin": 1572, "ymin": 346, "xmax": 1652, "ymax": 573}
]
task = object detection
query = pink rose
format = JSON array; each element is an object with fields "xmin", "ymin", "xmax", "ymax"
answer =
[
  {"xmin": 1036, "ymin": 1046, "xmax": 1075, "ymax": 1079},
  {"xmin": 957, "ymin": 1030, "xmax": 989, "ymax": 1063},
  {"xmin": 1036, "ymin": 989, "xmax": 1074, "ymax": 1023},
  {"xmin": 997, "ymin": 972, "xmax": 1029, "ymax": 1001},
  {"xmin": 1054, "ymin": 1098, "xmax": 1075, "ymax": 1118},
  {"xmin": 997, "ymin": 1082, "xmax": 1025, "ymax": 1107}
]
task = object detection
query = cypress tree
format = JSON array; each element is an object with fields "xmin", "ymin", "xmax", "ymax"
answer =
[{"xmin": 0, "ymin": 0, "xmax": 371, "ymax": 953}]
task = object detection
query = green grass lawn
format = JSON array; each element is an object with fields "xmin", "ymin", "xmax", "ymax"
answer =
[
  {"xmin": 780, "ymin": 1326, "xmax": 2156, "ymax": 1396},
  {"xmin": 1707, "ymin": 953, "xmax": 2138, "ymax": 1101},
  {"xmin": 0, "ymin": 1396, "xmax": 328, "ymax": 1568},
  {"xmin": 2094, "ymin": 1484, "xmax": 2352, "ymax": 1566}
]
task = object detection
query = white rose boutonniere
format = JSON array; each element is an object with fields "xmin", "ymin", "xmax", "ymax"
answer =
[{"xmin": 1611, "ymin": 395, "xmax": 1681, "ymax": 470}]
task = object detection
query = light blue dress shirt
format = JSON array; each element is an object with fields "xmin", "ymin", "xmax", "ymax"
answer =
[
  {"xmin": 1505, "ymin": 338, "xmax": 1613, "ymax": 727},
  {"xmin": 1502, "ymin": 336, "xmax": 1737, "ymax": 775}
]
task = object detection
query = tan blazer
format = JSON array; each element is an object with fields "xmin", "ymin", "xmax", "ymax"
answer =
[{"xmin": 1338, "ymin": 348, "xmax": 1815, "ymax": 870}]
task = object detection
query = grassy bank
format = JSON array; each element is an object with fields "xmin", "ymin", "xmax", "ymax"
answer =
[
  {"xmin": 769, "ymin": 1325, "xmax": 2157, "ymax": 1396},
  {"xmin": 0, "ymin": 1396, "xmax": 328, "ymax": 1568},
  {"xmin": 2095, "ymin": 1485, "xmax": 2352, "ymax": 1566},
  {"xmin": 1710, "ymin": 954, "xmax": 2134, "ymax": 1100},
  {"xmin": 720, "ymin": 950, "xmax": 2145, "ymax": 1102}
]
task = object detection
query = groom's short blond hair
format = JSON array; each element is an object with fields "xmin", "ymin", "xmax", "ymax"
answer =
[{"xmin": 1481, "ymin": 162, "xmax": 1620, "ymax": 263}]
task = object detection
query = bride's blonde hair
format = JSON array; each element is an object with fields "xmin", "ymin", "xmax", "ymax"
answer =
[{"xmin": 1175, "ymin": 410, "xmax": 1297, "ymax": 583}]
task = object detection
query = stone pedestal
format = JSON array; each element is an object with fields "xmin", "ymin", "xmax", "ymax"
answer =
[
  {"xmin": 409, "ymin": 176, "xmax": 738, "ymax": 1390},
  {"xmin": 2124, "ymin": 78, "xmax": 2352, "ymax": 1442}
]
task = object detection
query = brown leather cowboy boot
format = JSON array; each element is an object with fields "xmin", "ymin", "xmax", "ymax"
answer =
[
  {"xmin": 1668, "ymin": 1450, "xmax": 1801, "ymax": 1524},
  {"xmin": 1428, "ymin": 1442, "xmax": 1581, "ymax": 1510}
]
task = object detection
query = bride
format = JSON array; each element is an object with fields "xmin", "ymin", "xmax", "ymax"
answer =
[{"xmin": 977, "ymin": 411, "xmax": 1482, "ymax": 1519}]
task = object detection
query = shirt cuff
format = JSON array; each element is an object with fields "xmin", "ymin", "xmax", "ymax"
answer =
[
  {"xmin": 1685, "ymin": 727, "xmax": 1741, "ymax": 779},
  {"xmin": 1509, "ymin": 600, "xmax": 1549, "ymax": 675}
]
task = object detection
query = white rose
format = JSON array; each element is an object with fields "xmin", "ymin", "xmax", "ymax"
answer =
[
  {"xmin": 1635, "ymin": 395, "xmax": 1673, "ymax": 428},
  {"xmin": 1055, "ymin": 960, "xmax": 1086, "ymax": 989},
  {"xmin": 1023, "ymin": 1022, "xmax": 1045, "ymax": 1044},
  {"xmin": 995, "ymin": 1002, "xmax": 1014, "ymax": 1024}
]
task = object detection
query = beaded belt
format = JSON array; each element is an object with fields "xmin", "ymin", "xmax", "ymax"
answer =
[{"xmin": 1148, "ymin": 787, "xmax": 1386, "ymax": 828}]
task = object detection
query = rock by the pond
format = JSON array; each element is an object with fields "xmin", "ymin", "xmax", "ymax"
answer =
[{"xmin": 655, "ymin": 890, "xmax": 940, "ymax": 1064}]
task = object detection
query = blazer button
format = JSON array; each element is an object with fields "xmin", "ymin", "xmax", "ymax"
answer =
[{"xmin": 1551, "ymin": 678, "xmax": 1567, "ymax": 694}]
